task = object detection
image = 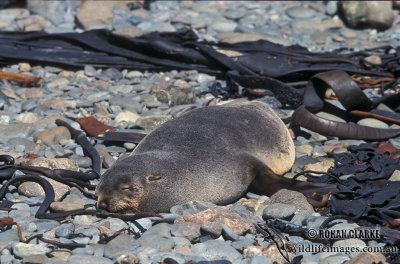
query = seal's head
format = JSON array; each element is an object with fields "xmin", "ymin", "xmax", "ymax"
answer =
[{"xmin": 95, "ymin": 152, "xmax": 181, "ymax": 213}]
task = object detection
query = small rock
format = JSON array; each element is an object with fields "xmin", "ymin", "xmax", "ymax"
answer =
[
  {"xmin": 100, "ymin": 68, "xmax": 123, "ymax": 82},
  {"xmin": 175, "ymin": 206, "xmax": 256, "ymax": 235},
  {"xmin": 332, "ymin": 239, "xmax": 366, "ymax": 258},
  {"xmin": 200, "ymin": 221, "xmax": 223, "ymax": 238},
  {"xmin": 0, "ymin": 229, "xmax": 19, "ymax": 243},
  {"xmin": 76, "ymin": 1, "xmax": 114, "ymax": 29},
  {"xmin": 306, "ymin": 216, "xmax": 329, "ymax": 230},
  {"xmin": 24, "ymin": 15, "xmax": 48, "ymax": 31},
  {"xmin": 15, "ymin": 112, "xmax": 40, "ymax": 123},
  {"xmin": 18, "ymin": 157, "xmax": 77, "ymax": 201},
  {"xmin": 84, "ymin": 65, "xmax": 98, "ymax": 77},
  {"xmin": 50, "ymin": 196, "xmax": 86, "ymax": 212},
  {"xmin": 295, "ymin": 144, "xmax": 314, "ymax": 156},
  {"xmin": 251, "ymin": 255, "xmax": 273, "ymax": 264},
  {"xmin": 243, "ymin": 245, "xmax": 263, "ymax": 258},
  {"xmin": 33, "ymin": 219, "xmax": 60, "ymax": 232},
  {"xmin": 343, "ymin": 252, "xmax": 386, "ymax": 264},
  {"xmin": 20, "ymin": 88, "xmax": 44, "ymax": 99},
  {"xmin": 117, "ymin": 252, "xmax": 139, "ymax": 264},
  {"xmin": 68, "ymin": 255, "xmax": 113, "ymax": 264},
  {"xmin": 389, "ymin": 170, "xmax": 400, "ymax": 181},
  {"xmin": 263, "ymin": 203, "xmax": 297, "ymax": 220},
  {"xmin": 12, "ymin": 243, "xmax": 51, "ymax": 259},
  {"xmin": 115, "ymin": 111, "xmax": 140, "ymax": 123},
  {"xmin": 310, "ymin": 30, "xmax": 330, "ymax": 45},
  {"xmin": 21, "ymin": 254, "xmax": 48, "ymax": 264},
  {"xmin": 357, "ymin": 118, "xmax": 388, "ymax": 129},
  {"xmin": 326, "ymin": 1, "xmax": 338, "ymax": 16},
  {"xmin": 323, "ymin": 142, "xmax": 348, "ymax": 155},
  {"xmin": 103, "ymin": 234, "xmax": 139, "ymax": 259},
  {"xmin": 191, "ymin": 239, "xmax": 242, "ymax": 262},
  {"xmin": 137, "ymin": 21, "xmax": 176, "ymax": 34},
  {"xmin": 364, "ymin": 55, "xmax": 382, "ymax": 65},
  {"xmin": 151, "ymin": 80, "xmax": 195, "ymax": 106},
  {"xmin": 113, "ymin": 25, "xmax": 142, "ymax": 38},
  {"xmin": 214, "ymin": 33, "xmax": 267, "ymax": 44},
  {"xmin": 339, "ymin": 1, "xmax": 394, "ymax": 30},
  {"xmin": 221, "ymin": 224, "xmax": 240, "ymax": 241},
  {"xmin": 33, "ymin": 126, "xmax": 71, "ymax": 145},
  {"xmin": 286, "ymin": 6, "xmax": 316, "ymax": 19},
  {"xmin": 263, "ymin": 243, "xmax": 294, "ymax": 264},
  {"xmin": 303, "ymin": 160, "xmax": 334, "ymax": 174},
  {"xmin": 71, "ymin": 245, "xmax": 95, "ymax": 256},
  {"xmin": 55, "ymin": 223, "xmax": 74, "ymax": 238},
  {"xmin": 138, "ymin": 234, "xmax": 175, "ymax": 250},
  {"xmin": 49, "ymin": 250, "xmax": 71, "ymax": 261},
  {"xmin": 46, "ymin": 78, "xmax": 70, "ymax": 89},
  {"xmin": 19, "ymin": 63, "xmax": 32, "ymax": 72},
  {"xmin": 171, "ymin": 222, "xmax": 201, "ymax": 242},
  {"xmin": 210, "ymin": 20, "xmax": 238, "ymax": 33},
  {"xmin": 269, "ymin": 189, "xmax": 315, "ymax": 216},
  {"xmin": 316, "ymin": 112, "xmax": 346, "ymax": 123},
  {"xmin": 170, "ymin": 200, "xmax": 216, "ymax": 215},
  {"xmin": 135, "ymin": 115, "xmax": 171, "ymax": 131}
]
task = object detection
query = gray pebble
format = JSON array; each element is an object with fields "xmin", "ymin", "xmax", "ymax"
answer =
[
  {"xmin": 123, "ymin": 142, "xmax": 136, "ymax": 150},
  {"xmin": 55, "ymin": 223, "xmax": 75, "ymax": 238},
  {"xmin": 12, "ymin": 243, "xmax": 51, "ymax": 259},
  {"xmin": 306, "ymin": 216, "xmax": 328, "ymax": 230},
  {"xmin": 200, "ymin": 221, "xmax": 223, "ymax": 238},
  {"xmin": 72, "ymin": 237, "xmax": 91, "ymax": 245},
  {"xmin": 263, "ymin": 203, "xmax": 296, "ymax": 220},
  {"xmin": 0, "ymin": 254, "xmax": 15, "ymax": 264},
  {"xmin": 71, "ymin": 245, "xmax": 95, "ymax": 255},
  {"xmin": 33, "ymin": 219, "xmax": 60, "ymax": 232},
  {"xmin": 286, "ymin": 6, "xmax": 316, "ymax": 19},
  {"xmin": 0, "ymin": 229, "xmax": 19, "ymax": 243},
  {"xmin": 290, "ymin": 214, "xmax": 307, "ymax": 226},
  {"xmin": 171, "ymin": 222, "xmax": 201, "ymax": 242},
  {"xmin": 326, "ymin": 1, "xmax": 338, "ymax": 16},
  {"xmin": 21, "ymin": 255, "xmax": 48, "ymax": 264},
  {"xmin": 221, "ymin": 225, "xmax": 240, "ymax": 241},
  {"xmin": 76, "ymin": 157, "xmax": 93, "ymax": 168},
  {"xmin": 250, "ymin": 256, "xmax": 272, "ymax": 264},
  {"xmin": 68, "ymin": 254, "xmax": 113, "ymax": 264},
  {"xmin": 138, "ymin": 234, "xmax": 175, "ymax": 250},
  {"xmin": 231, "ymin": 238, "xmax": 254, "ymax": 250},
  {"xmin": 191, "ymin": 240, "xmax": 242, "ymax": 262},
  {"xmin": 170, "ymin": 200, "xmax": 216, "ymax": 215},
  {"xmin": 84, "ymin": 65, "xmax": 98, "ymax": 77}
]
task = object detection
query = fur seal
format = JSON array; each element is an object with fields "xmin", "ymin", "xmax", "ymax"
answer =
[{"xmin": 96, "ymin": 101, "xmax": 335, "ymax": 213}]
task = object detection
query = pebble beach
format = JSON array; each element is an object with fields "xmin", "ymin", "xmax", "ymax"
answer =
[{"xmin": 0, "ymin": 1, "xmax": 400, "ymax": 264}]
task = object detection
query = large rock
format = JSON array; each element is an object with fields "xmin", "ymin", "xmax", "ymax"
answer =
[
  {"xmin": 339, "ymin": 1, "xmax": 394, "ymax": 30},
  {"xmin": 268, "ymin": 189, "xmax": 315, "ymax": 216},
  {"xmin": 76, "ymin": 1, "xmax": 128, "ymax": 29},
  {"xmin": 175, "ymin": 207, "xmax": 256, "ymax": 235},
  {"xmin": 33, "ymin": 126, "xmax": 71, "ymax": 145},
  {"xmin": 17, "ymin": 158, "xmax": 78, "ymax": 201}
]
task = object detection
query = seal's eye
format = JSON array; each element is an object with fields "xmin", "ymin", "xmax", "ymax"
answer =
[
  {"xmin": 121, "ymin": 185, "xmax": 136, "ymax": 192},
  {"xmin": 147, "ymin": 175, "xmax": 161, "ymax": 181}
]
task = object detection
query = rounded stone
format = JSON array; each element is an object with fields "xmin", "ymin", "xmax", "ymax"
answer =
[
  {"xmin": 263, "ymin": 203, "xmax": 297, "ymax": 220},
  {"xmin": 286, "ymin": 6, "xmax": 316, "ymax": 19},
  {"xmin": 357, "ymin": 118, "xmax": 389, "ymax": 129}
]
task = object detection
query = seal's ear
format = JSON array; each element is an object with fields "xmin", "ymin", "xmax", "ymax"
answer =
[{"xmin": 147, "ymin": 175, "xmax": 161, "ymax": 181}]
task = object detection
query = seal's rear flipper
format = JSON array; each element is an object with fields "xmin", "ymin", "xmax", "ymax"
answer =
[{"xmin": 249, "ymin": 158, "xmax": 338, "ymax": 196}]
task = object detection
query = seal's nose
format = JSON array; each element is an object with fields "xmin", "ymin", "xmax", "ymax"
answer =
[{"xmin": 97, "ymin": 195, "xmax": 108, "ymax": 210}]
